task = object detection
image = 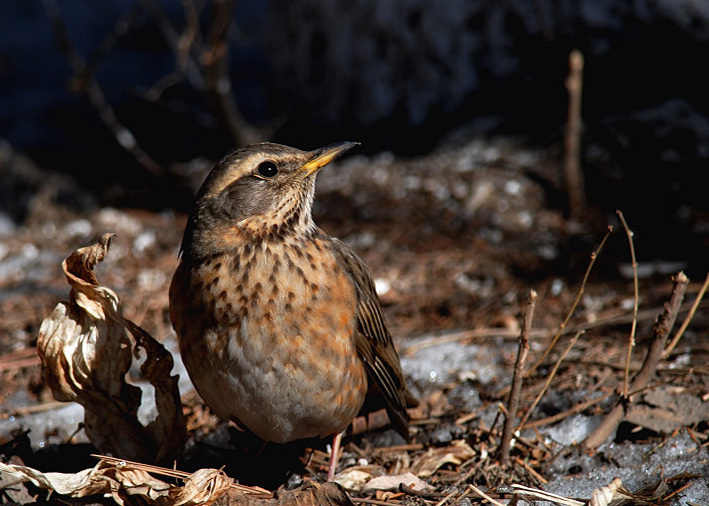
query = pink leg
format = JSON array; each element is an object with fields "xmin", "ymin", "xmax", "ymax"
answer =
[{"xmin": 327, "ymin": 431, "xmax": 343, "ymax": 481}]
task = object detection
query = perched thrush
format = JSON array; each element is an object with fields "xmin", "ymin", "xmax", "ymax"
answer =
[{"xmin": 169, "ymin": 142, "xmax": 411, "ymax": 480}]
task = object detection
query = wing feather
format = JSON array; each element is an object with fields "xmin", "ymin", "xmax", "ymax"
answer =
[{"xmin": 327, "ymin": 235, "xmax": 410, "ymax": 439}]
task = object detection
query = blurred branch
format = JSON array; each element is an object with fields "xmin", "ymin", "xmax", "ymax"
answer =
[
  {"xmin": 564, "ymin": 49, "xmax": 585, "ymax": 220},
  {"xmin": 203, "ymin": 0, "xmax": 264, "ymax": 145},
  {"xmin": 42, "ymin": 0, "xmax": 166, "ymax": 176},
  {"xmin": 143, "ymin": 0, "xmax": 206, "ymax": 99},
  {"xmin": 43, "ymin": 0, "xmax": 278, "ymax": 175}
]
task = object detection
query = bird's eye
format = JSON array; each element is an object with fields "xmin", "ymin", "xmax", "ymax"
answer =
[{"xmin": 257, "ymin": 161, "xmax": 278, "ymax": 178}]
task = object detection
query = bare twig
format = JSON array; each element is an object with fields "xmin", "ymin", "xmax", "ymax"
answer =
[
  {"xmin": 616, "ymin": 210, "xmax": 639, "ymax": 398},
  {"xmin": 583, "ymin": 272, "xmax": 689, "ymax": 449},
  {"xmin": 664, "ymin": 272, "xmax": 709, "ymax": 358},
  {"xmin": 203, "ymin": 0, "xmax": 264, "ymax": 146},
  {"xmin": 527, "ymin": 226, "xmax": 612, "ymax": 376},
  {"xmin": 142, "ymin": 0, "xmax": 206, "ymax": 99},
  {"xmin": 500, "ymin": 290, "xmax": 536, "ymax": 466},
  {"xmin": 564, "ymin": 49, "xmax": 586, "ymax": 219}
]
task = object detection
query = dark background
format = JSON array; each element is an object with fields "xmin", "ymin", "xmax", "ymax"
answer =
[{"xmin": 1, "ymin": 0, "xmax": 708, "ymax": 272}]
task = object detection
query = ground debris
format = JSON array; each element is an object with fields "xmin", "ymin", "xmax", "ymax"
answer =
[{"xmin": 1, "ymin": 141, "xmax": 709, "ymax": 504}]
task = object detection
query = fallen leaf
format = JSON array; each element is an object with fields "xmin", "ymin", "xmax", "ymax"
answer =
[
  {"xmin": 0, "ymin": 460, "xmax": 170, "ymax": 505},
  {"xmin": 36, "ymin": 234, "xmax": 186, "ymax": 464},
  {"xmin": 410, "ymin": 440, "xmax": 475, "ymax": 477},
  {"xmin": 168, "ymin": 468, "xmax": 234, "ymax": 506},
  {"xmin": 364, "ymin": 472, "xmax": 433, "ymax": 492},
  {"xmin": 333, "ymin": 466, "xmax": 380, "ymax": 491}
]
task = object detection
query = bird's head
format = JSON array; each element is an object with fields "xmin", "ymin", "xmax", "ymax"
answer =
[{"xmin": 181, "ymin": 141, "xmax": 358, "ymax": 256}]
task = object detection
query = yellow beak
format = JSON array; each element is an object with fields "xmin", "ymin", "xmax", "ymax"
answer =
[{"xmin": 300, "ymin": 141, "xmax": 359, "ymax": 178}]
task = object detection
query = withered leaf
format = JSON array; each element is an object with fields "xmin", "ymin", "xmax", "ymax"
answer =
[
  {"xmin": 409, "ymin": 439, "xmax": 475, "ymax": 477},
  {"xmin": 364, "ymin": 472, "xmax": 433, "ymax": 492},
  {"xmin": 0, "ymin": 460, "xmax": 169, "ymax": 505},
  {"xmin": 37, "ymin": 234, "xmax": 186, "ymax": 464},
  {"xmin": 0, "ymin": 460, "xmax": 239, "ymax": 506}
]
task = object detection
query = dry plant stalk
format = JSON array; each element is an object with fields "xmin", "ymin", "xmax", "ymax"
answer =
[
  {"xmin": 583, "ymin": 272, "xmax": 690, "ymax": 449},
  {"xmin": 500, "ymin": 290, "xmax": 536, "ymax": 466},
  {"xmin": 564, "ymin": 49, "xmax": 586, "ymax": 219},
  {"xmin": 36, "ymin": 234, "xmax": 186, "ymax": 464},
  {"xmin": 616, "ymin": 210, "xmax": 639, "ymax": 398}
]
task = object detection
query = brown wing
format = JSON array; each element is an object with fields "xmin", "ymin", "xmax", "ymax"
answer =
[{"xmin": 327, "ymin": 235, "xmax": 410, "ymax": 440}]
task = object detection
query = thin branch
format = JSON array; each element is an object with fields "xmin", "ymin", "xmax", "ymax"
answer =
[
  {"xmin": 500, "ymin": 290, "xmax": 536, "ymax": 466},
  {"xmin": 142, "ymin": 0, "xmax": 206, "ymax": 99},
  {"xmin": 616, "ymin": 210, "xmax": 639, "ymax": 398},
  {"xmin": 583, "ymin": 272, "xmax": 689, "ymax": 449},
  {"xmin": 203, "ymin": 0, "xmax": 264, "ymax": 145},
  {"xmin": 631, "ymin": 272, "xmax": 689, "ymax": 390},
  {"xmin": 42, "ymin": 0, "xmax": 165, "ymax": 176},
  {"xmin": 527, "ymin": 226, "xmax": 612, "ymax": 376}
]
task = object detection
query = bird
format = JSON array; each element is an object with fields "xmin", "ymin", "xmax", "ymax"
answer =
[{"xmin": 169, "ymin": 141, "xmax": 412, "ymax": 481}]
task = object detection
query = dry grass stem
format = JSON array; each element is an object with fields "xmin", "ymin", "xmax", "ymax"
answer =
[
  {"xmin": 500, "ymin": 290, "xmax": 536, "ymax": 466},
  {"xmin": 616, "ymin": 210, "xmax": 639, "ymax": 398},
  {"xmin": 511, "ymin": 483, "xmax": 585, "ymax": 506},
  {"xmin": 468, "ymin": 483, "xmax": 506, "ymax": 506}
]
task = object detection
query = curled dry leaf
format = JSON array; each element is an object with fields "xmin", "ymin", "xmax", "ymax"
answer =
[
  {"xmin": 0, "ymin": 460, "xmax": 232, "ymax": 506},
  {"xmin": 168, "ymin": 468, "xmax": 234, "ymax": 506},
  {"xmin": 410, "ymin": 440, "xmax": 475, "ymax": 478},
  {"xmin": 36, "ymin": 234, "xmax": 186, "ymax": 464}
]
